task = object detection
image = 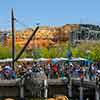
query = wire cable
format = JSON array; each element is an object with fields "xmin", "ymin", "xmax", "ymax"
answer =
[{"xmin": 15, "ymin": 18, "xmax": 39, "ymax": 30}]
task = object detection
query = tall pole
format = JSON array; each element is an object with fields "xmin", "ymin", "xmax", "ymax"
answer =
[
  {"xmin": 11, "ymin": 8, "xmax": 16, "ymax": 70},
  {"xmin": 44, "ymin": 79, "xmax": 48, "ymax": 99},
  {"xmin": 95, "ymin": 78, "xmax": 100, "ymax": 100},
  {"xmin": 80, "ymin": 79, "xmax": 84, "ymax": 100},
  {"xmin": 14, "ymin": 26, "xmax": 39, "ymax": 62}
]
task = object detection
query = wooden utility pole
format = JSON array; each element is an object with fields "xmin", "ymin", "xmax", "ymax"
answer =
[{"xmin": 11, "ymin": 8, "xmax": 16, "ymax": 70}]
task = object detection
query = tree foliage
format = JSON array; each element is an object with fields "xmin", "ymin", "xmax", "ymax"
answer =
[
  {"xmin": 0, "ymin": 45, "xmax": 12, "ymax": 59},
  {"xmin": 72, "ymin": 42, "xmax": 100, "ymax": 61},
  {"xmin": 0, "ymin": 41, "xmax": 100, "ymax": 61},
  {"xmin": 0, "ymin": 44, "xmax": 29, "ymax": 59}
]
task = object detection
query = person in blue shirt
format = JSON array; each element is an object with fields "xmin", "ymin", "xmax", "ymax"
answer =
[
  {"xmin": 89, "ymin": 64, "xmax": 97, "ymax": 80},
  {"xmin": 1, "ymin": 65, "xmax": 16, "ymax": 80}
]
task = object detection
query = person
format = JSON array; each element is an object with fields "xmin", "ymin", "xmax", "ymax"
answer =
[
  {"xmin": 79, "ymin": 66, "xmax": 85, "ymax": 81},
  {"xmin": 89, "ymin": 64, "xmax": 97, "ymax": 80},
  {"xmin": 47, "ymin": 63, "xmax": 51, "ymax": 78},
  {"xmin": 52, "ymin": 64, "xmax": 59, "ymax": 79},
  {"xmin": 1, "ymin": 65, "xmax": 16, "ymax": 80},
  {"xmin": 0, "ymin": 65, "xmax": 3, "ymax": 79},
  {"xmin": 16, "ymin": 64, "xmax": 26, "ymax": 77},
  {"xmin": 61, "ymin": 66, "xmax": 65, "ymax": 78}
]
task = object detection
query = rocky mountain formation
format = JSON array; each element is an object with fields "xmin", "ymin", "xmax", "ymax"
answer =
[
  {"xmin": 7, "ymin": 24, "xmax": 79, "ymax": 48},
  {"xmin": 2, "ymin": 24, "xmax": 100, "ymax": 49}
]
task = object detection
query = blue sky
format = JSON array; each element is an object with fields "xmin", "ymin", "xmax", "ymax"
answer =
[{"xmin": 0, "ymin": 0, "xmax": 100, "ymax": 29}]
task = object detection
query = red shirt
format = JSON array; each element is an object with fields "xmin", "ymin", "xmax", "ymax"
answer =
[{"xmin": 53, "ymin": 64, "xmax": 58, "ymax": 72}]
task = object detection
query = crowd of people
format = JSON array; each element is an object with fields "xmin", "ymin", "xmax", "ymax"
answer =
[
  {"xmin": 0, "ymin": 60, "xmax": 100, "ymax": 81},
  {"xmin": 44, "ymin": 61, "xmax": 100, "ymax": 81}
]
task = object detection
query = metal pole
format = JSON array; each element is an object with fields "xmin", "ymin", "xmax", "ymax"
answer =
[
  {"xmin": 95, "ymin": 89, "xmax": 99, "ymax": 100},
  {"xmin": 14, "ymin": 26, "xmax": 39, "ymax": 62},
  {"xmin": 68, "ymin": 77, "xmax": 72, "ymax": 99},
  {"xmin": 11, "ymin": 8, "xmax": 16, "ymax": 70},
  {"xmin": 20, "ymin": 78, "xmax": 25, "ymax": 100},
  {"xmin": 44, "ymin": 79, "xmax": 48, "ymax": 99},
  {"xmin": 95, "ymin": 78, "xmax": 100, "ymax": 100},
  {"xmin": 80, "ymin": 79, "xmax": 84, "ymax": 100}
]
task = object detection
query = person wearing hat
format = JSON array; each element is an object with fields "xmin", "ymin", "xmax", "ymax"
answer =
[{"xmin": 1, "ymin": 65, "xmax": 16, "ymax": 80}]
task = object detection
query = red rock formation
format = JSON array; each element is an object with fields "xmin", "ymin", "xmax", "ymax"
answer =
[{"xmin": 7, "ymin": 24, "xmax": 79, "ymax": 49}]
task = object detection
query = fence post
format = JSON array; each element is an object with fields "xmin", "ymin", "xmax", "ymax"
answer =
[
  {"xmin": 68, "ymin": 77, "xmax": 72, "ymax": 99},
  {"xmin": 20, "ymin": 78, "xmax": 25, "ymax": 100},
  {"xmin": 44, "ymin": 79, "xmax": 48, "ymax": 99},
  {"xmin": 80, "ymin": 79, "xmax": 84, "ymax": 100},
  {"xmin": 95, "ymin": 78, "xmax": 100, "ymax": 100}
]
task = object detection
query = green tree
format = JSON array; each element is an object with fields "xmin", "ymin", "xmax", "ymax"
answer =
[{"xmin": 0, "ymin": 45, "xmax": 12, "ymax": 59}]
